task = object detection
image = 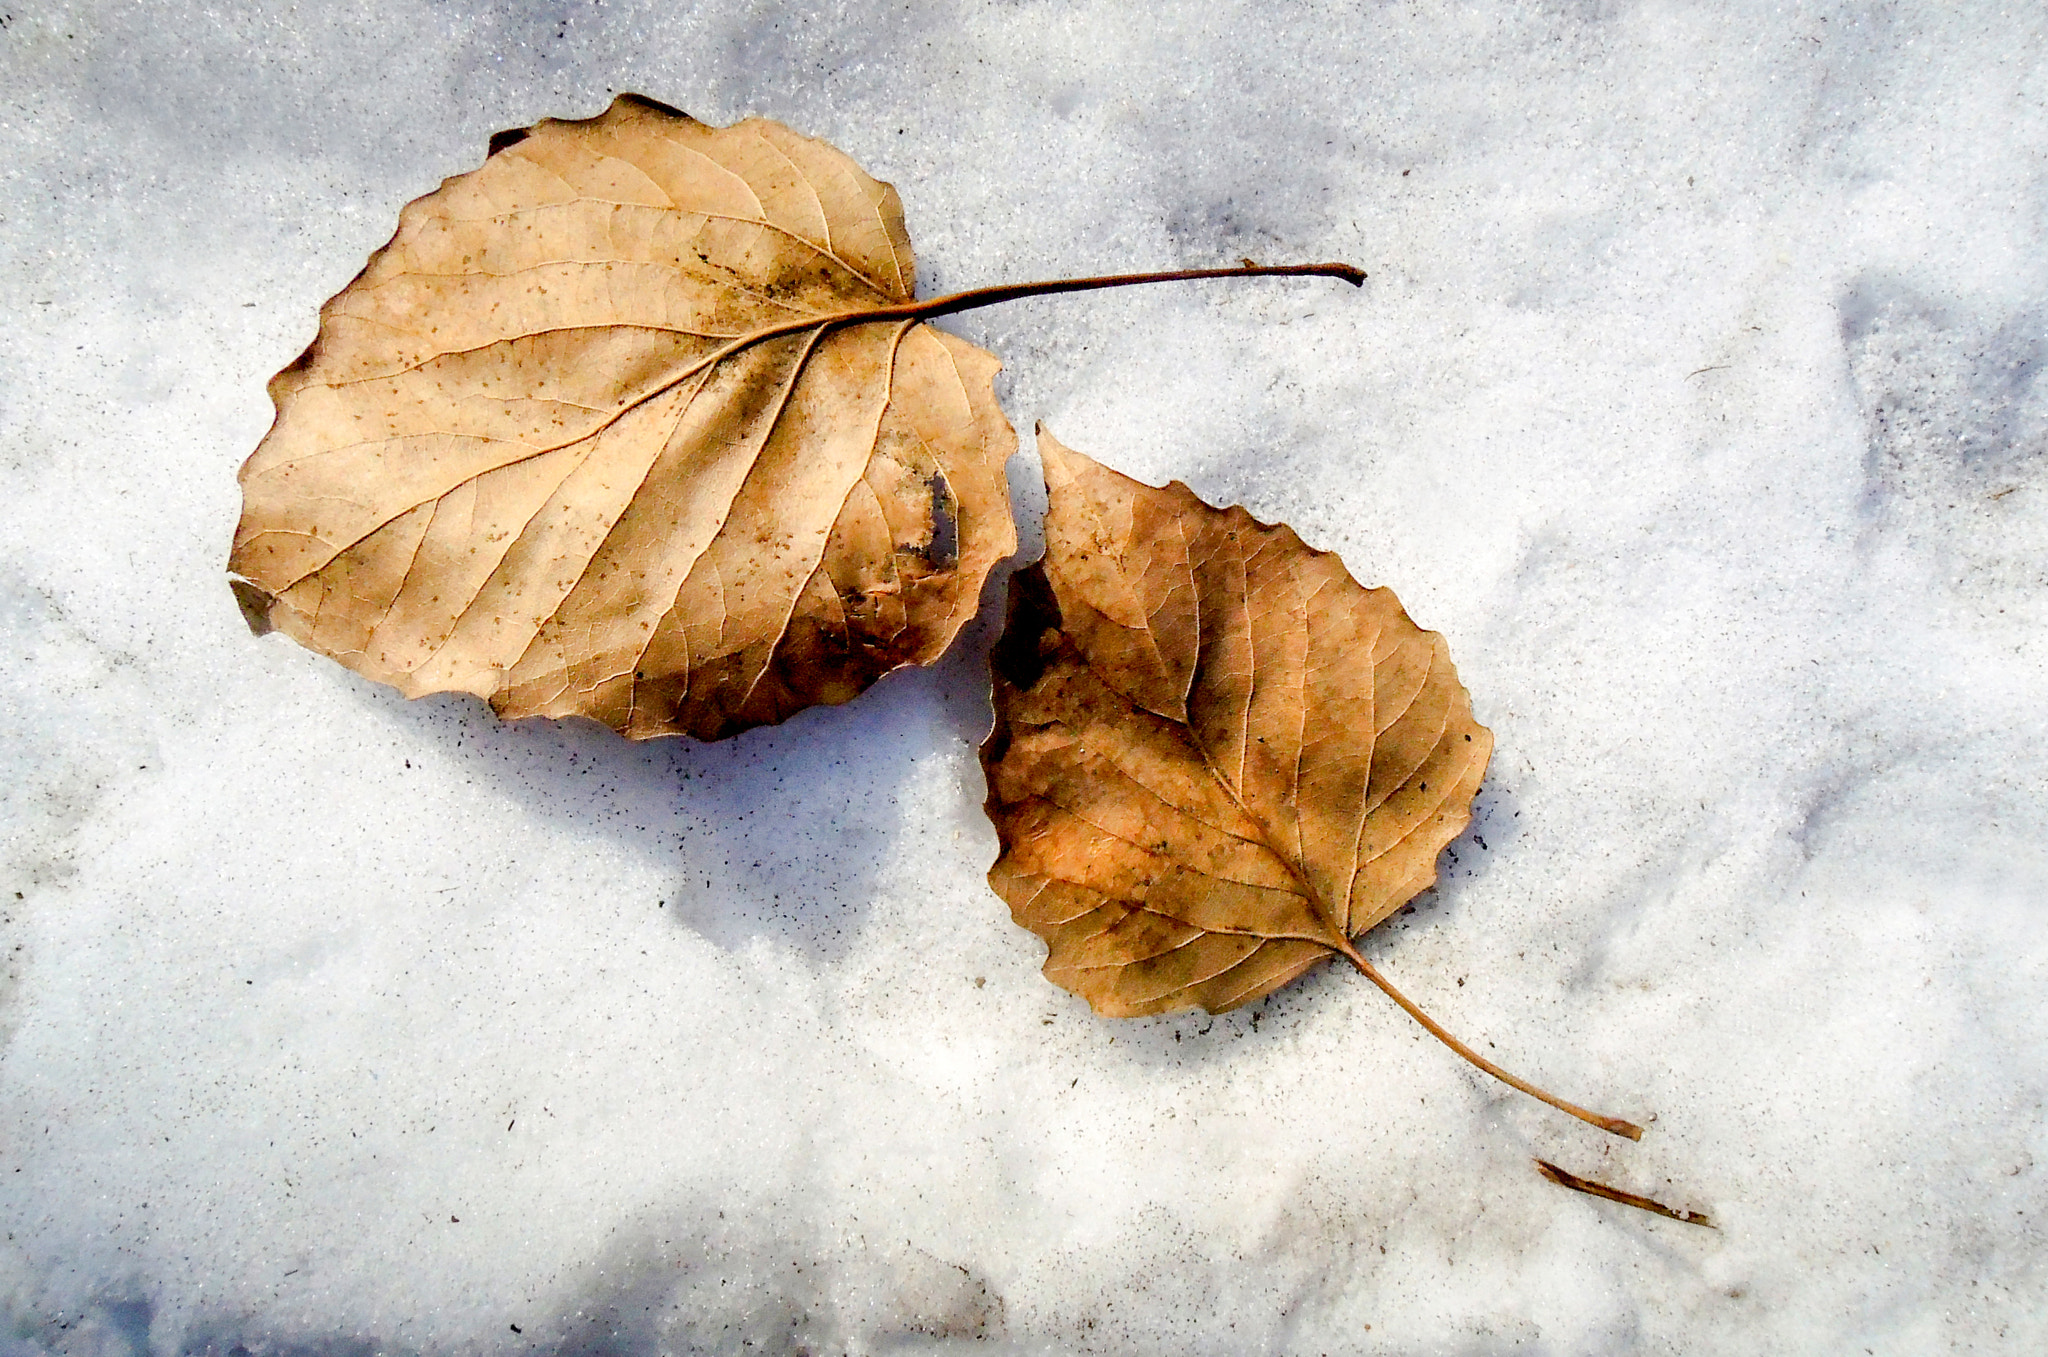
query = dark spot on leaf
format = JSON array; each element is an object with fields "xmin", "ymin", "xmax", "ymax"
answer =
[{"xmin": 919, "ymin": 470, "xmax": 959, "ymax": 569}]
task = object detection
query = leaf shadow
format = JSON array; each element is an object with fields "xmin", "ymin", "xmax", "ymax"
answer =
[
  {"xmin": 46, "ymin": 1199, "xmax": 1008, "ymax": 1357},
  {"xmin": 347, "ymin": 545, "xmax": 1025, "ymax": 965},
  {"xmin": 531, "ymin": 1195, "xmax": 1007, "ymax": 1356}
]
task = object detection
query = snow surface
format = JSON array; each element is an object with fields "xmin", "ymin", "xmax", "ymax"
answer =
[{"xmin": 3, "ymin": 1, "xmax": 2046, "ymax": 1352}]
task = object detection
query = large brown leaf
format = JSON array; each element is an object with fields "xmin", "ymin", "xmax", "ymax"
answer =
[
  {"xmin": 982, "ymin": 429, "xmax": 1494, "ymax": 1016},
  {"xmin": 230, "ymin": 95, "xmax": 1015, "ymax": 741}
]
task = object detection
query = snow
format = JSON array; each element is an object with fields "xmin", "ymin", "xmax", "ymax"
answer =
[{"xmin": 3, "ymin": 1, "xmax": 2046, "ymax": 1351}]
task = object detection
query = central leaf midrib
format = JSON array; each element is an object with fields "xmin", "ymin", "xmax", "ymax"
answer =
[{"xmin": 1171, "ymin": 526, "xmax": 1349, "ymax": 952}]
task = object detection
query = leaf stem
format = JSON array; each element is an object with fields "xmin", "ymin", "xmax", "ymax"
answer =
[
  {"xmin": 1534, "ymin": 1159, "xmax": 1714, "ymax": 1227},
  {"xmin": 1335, "ymin": 939, "xmax": 1644, "ymax": 1140},
  {"xmin": 903, "ymin": 262, "xmax": 1368, "ymax": 321},
  {"xmin": 544, "ymin": 262, "xmax": 1369, "ymax": 480}
]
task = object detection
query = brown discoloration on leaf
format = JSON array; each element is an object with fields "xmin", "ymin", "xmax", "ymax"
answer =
[
  {"xmin": 230, "ymin": 95, "xmax": 1015, "ymax": 741},
  {"xmin": 981, "ymin": 430, "xmax": 1493, "ymax": 1016}
]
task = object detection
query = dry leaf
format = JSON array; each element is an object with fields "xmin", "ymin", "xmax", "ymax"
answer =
[
  {"xmin": 230, "ymin": 95, "xmax": 1016, "ymax": 741},
  {"xmin": 982, "ymin": 427, "xmax": 1491, "ymax": 1013},
  {"xmin": 982, "ymin": 430, "xmax": 1639, "ymax": 1138}
]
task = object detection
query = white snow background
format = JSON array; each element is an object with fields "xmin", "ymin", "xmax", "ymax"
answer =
[{"xmin": 3, "ymin": 1, "xmax": 2046, "ymax": 1352}]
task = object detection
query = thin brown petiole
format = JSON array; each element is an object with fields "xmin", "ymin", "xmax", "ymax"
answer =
[
  {"xmin": 905, "ymin": 261, "xmax": 1367, "ymax": 320},
  {"xmin": 1535, "ymin": 1159, "xmax": 1715, "ymax": 1228},
  {"xmin": 508, "ymin": 262, "xmax": 1369, "ymax": 488},
  {"xmin": 1335, "ymin": 939, "xmax": 1644, "ymax": 1140}
]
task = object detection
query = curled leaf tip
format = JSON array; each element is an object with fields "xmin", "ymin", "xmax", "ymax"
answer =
[{"xmin": 229, "ymin": 578, "xmax": 276, "ymax": 637}]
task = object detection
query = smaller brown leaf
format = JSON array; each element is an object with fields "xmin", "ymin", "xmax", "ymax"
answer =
[{"xmin": 982, "ymin": 430, "xmax": 1641, "ymax": 1138}]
